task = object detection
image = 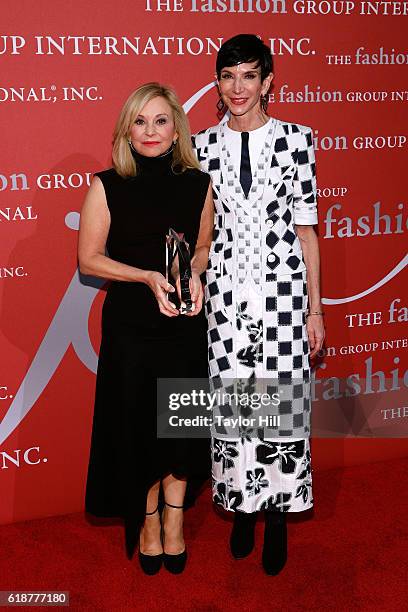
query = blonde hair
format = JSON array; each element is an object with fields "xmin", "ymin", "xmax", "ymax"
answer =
[{"xmin": 112, "ymin": 82, "xmax": 200, "ymax": 178}]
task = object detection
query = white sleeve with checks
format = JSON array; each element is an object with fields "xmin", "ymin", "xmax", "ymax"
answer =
[{"xmin": 293, "ymin": 127, "xmax": 318, "ymax": 226}]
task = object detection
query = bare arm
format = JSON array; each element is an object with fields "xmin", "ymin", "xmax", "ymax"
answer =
[
  {"xmin": 191, "ymin": 181, "xmax": 214, "ymax": 275},
  {"xmin": 296, "ymin": 225, "xmax": 321, "ymax": 311},
  {"xmin": 296, "ymin": 224, "xmax": 325, "ymax": 357},
  {"xmin": 78, "ymin": 177, "xmax": 148, "ymax": 282},
  {"xmin": 78, "ymin": 176, "xmax": 178, "ymax": 317}
]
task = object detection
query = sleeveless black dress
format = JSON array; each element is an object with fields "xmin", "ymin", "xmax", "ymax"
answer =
[{"xmin": 85, "ymin": 149, "xmax": 211, "ymax": 557}]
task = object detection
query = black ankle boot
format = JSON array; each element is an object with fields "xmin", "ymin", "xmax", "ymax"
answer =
[
  {"xmin": 262, "ymin": 510, "xmax": 287, "ymax": 575},
  {"xmin": 230, "ymin": 511, "xmax": 257, "ymax": 559}
]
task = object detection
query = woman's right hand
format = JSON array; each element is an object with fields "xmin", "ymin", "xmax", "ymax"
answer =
[{"xmin": 144, "ymin": 271, "xmax": 179, "ymax": 317}]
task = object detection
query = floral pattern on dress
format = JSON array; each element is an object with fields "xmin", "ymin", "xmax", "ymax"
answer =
[
  {"xmin": 236, "ymin": 301, "xmax": 252, "ymax": 331},
  {"xmin": 296, "ymin": 449, "xmax": 311, "ymax": 480},
  {"xmin": 237, "ymin": 319, "xmax": 263, "ymax": 369},
  {"xmin": 246, "ymin": 468, "xmax": 269, "ymax": 497},
  {"xmin": 255, "ymin": 440, "xmax": 306, "ymax": 474},
  {"xmin": 260, "ymin": 492, "xmax": 292, "ymax": 512},
  {"xmin": 295, "ymin": 449, "xmax": 313, "ymax": 503},
  {"xmin": 247, "ymin": 319, "xmax": 263, "ymax": 344},
  {"xmin": 212, "ymin": 439, "xmax": 239, "ymax": 473},
  {"xmin": 295, "ymin": 478, "xmax": 313, "ymax": 504},
  {"xmin": 237, "ymin": 345, "xmax": 258, "ymax": 369},
  {"xmin": 213, "ymin": 481, "xmax": 243, "ymax": 511}
]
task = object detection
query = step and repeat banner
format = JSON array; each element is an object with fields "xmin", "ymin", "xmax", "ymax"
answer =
[{"xmin": 1, "ymin": 0, "xmax": 407, "ymax": 524}]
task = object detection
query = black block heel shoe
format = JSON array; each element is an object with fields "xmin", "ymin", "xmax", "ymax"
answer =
[
  {"xmin": 262, "ymin": 510, "xmax": 287, "ymax": 576},
  {"xmin": 138, "ymin": 507, "xmax": 163, "ymax": 576},
  {"xmin": 162, "ymin": 502, "xmax": 187, "ymax": 574},
  {"xmin": 230, "ymin": 511, "xmax": 257, "ymax": 559}
]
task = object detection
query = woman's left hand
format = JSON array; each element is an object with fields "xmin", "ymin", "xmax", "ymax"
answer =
[{"xmin": 307, "ymin": 315, "xmax": 325, "ymax": 359}]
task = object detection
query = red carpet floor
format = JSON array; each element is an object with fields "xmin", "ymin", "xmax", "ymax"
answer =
[{"xmin": 1, "ymin": 457, "xmax": 407, "ymax": 612}]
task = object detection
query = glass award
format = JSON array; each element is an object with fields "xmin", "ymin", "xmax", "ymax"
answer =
[{"xmin": 166, "ymin": 228, "xmax": 194, "ymax": 314}]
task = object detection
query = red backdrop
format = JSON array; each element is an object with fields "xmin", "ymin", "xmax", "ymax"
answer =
[{"xmin": 1, "ymin": 0, "xmax": 407, "ymax": 524}]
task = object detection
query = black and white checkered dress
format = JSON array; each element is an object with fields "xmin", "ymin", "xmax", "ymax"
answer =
[{"xmin": 193, "ymin": 118, "xmax": 318, "ymax": 513}]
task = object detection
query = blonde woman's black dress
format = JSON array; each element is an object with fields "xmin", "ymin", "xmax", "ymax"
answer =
[{"xmin": 85, "ymin": 150, "xmax": 211, "ymax": 557}]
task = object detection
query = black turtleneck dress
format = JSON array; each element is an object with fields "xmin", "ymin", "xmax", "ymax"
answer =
[{"xmin": 85, "ymin": 151, "xmax": 211, "ymax": 556}]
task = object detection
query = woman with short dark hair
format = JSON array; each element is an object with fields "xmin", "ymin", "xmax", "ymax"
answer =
[{"xmin": 193, "ymin": 34, "xmax": 325, "ymax": 575}]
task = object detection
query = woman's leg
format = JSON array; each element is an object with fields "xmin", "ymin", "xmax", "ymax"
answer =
[
  {"xmin": 139, "ymin": 480, "xmax": 162, "ymax": 555},
  {"xmin": 161, "ymin": 474, "xmax": 187, "ymax": 554}
]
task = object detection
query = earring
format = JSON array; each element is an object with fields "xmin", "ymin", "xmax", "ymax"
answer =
[
  {"xmin": 216, "ymin": 97, "xmax": 227, "ymax": 120},
  {"xmin": 216, "ymin": 98, "xmax": 225, "ymax": 112}
]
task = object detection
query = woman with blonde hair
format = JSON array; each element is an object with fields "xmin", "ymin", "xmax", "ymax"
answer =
[{"xmin": 80, "ymin": 83, "xmax": 213, "ymax": 575}]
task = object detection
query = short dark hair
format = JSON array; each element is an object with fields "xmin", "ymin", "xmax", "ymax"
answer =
[{"xmin": 216, "ymin": 34, "xmax": 273, "ymax": 81}]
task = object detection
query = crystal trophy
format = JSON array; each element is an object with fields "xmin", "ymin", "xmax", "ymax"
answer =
[{"xmin": 166, "ymin": 228, "xmax": 194, "ymax": 314}]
